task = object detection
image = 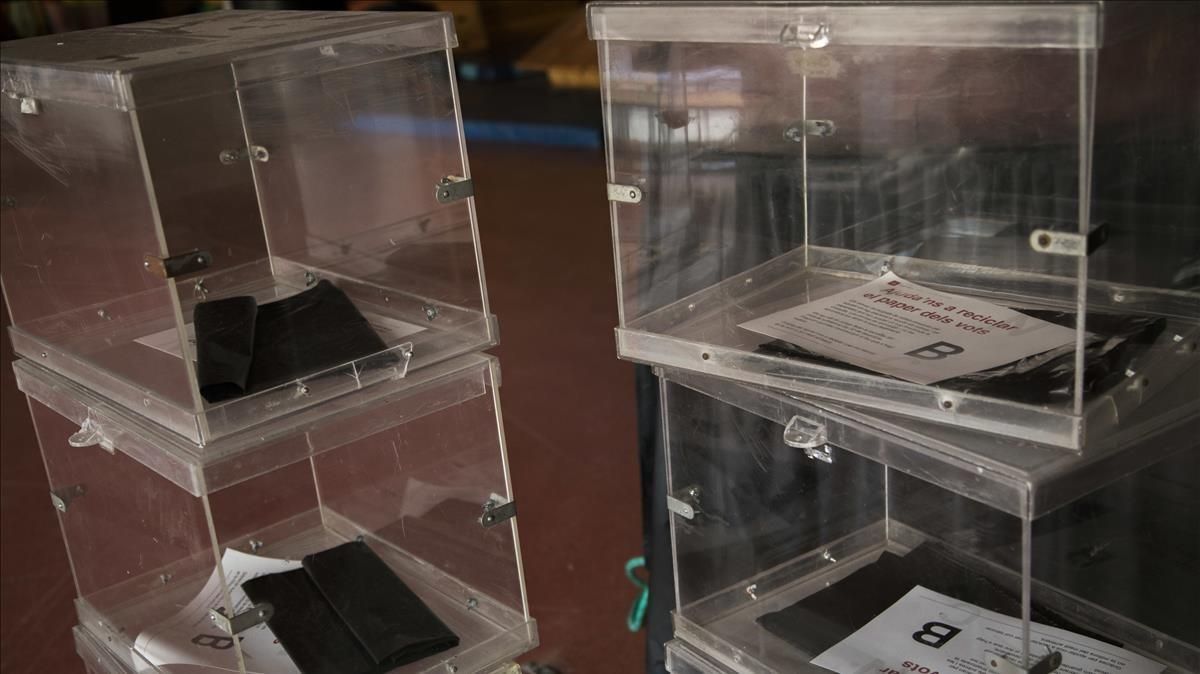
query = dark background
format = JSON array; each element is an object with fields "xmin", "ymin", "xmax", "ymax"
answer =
[{"xmin": 1, "ymin": 2, "xmax": 647, "ymax": 673}]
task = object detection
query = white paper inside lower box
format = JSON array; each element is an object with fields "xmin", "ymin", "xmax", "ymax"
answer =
[
  {"xmin": 670, "ymin": 521, "xmax": 1192, "ymax": 674},
  {"xmin": 11, "ymin": 255, "xmax": 497, "ymax": 446},
  {"xmin": 620, "ymin": 246, "xmax": 1200, "ymax": 450},
  {"xmin": 70, "ymin": 508, "xmax": 536, "ymax": 674}
]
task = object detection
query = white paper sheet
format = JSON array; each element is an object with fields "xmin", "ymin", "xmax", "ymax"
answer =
[
  {"xmin": 812, "ymin": 586, "xmax": 1164, "ymax": 674},
  {"xmin": 739, "ymin": 273, "xmax": 1077, "ymax": 385},
  {"xmin": 133, "ymin": 549, "xmax": 302, "ymax": 674}
]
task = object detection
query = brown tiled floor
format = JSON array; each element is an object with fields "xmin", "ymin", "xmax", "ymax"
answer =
[{"xmin": 0, "ymin": 145, "xmax": 644, "ymax": 673}]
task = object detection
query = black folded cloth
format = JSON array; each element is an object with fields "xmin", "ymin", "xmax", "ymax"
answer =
[
  {"xmin": 755, "ymin": 543, "xmax": 1115, "ymax": 659},
  {"xmin": 194, "ymin": 280, "xmax": 389, "ymax": 403},
  {"xmin": 756, "ymin": 310, "xmax": 1165, "ymax": 405},
  {"xmin": 242, "ymin": 541, "xmax": 460, "ymax": 674}
]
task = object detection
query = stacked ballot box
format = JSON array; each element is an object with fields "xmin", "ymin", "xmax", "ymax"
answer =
[
  {"xmin": 588, "ymin": 1, "xmax": 1200, "ymax": 673},
  {"xmin": 2, "ymin": 10, "xmax": 535, "ymax": 674}
]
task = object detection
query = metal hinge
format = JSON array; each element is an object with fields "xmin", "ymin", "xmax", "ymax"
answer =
[
  {"xmin": 1029, "ymin": 223, "xmax": 1108, "ymax": 257},
  {"xmin": 208, "ymin": 603, "xmax": 274, "ymax": 635},
  {"xmin": 480, "ymin": 494, "xmax": 517, "ymax": 528},
  {"xmin": 50, "ymin": 484, "xmax": 86, "ymax": 513},
  {"xmin": 987, "ymin": 648, "xmax": 1062, "ymax": 674},
  {"xmin": 144, "ymin": 250, "xmax": 212, "ymax": 279},
  {"xmin": 607, "ymin": 183, "xmax": 643, "ymax": 204},
  {"xmin": 219, "ymin": 145, "xmax": 269, "ymax": 164},
  {"xmin": 667, "ymin": 485, "xmax": 700, "ymax": 520},
  {"xmin": 20, "ymin": 97, "xmax": 40, "ymax": 114},
  {"xmin": 780, "ymin": 22, "xmax": 831, "ymax": 48},
  {"xmin": 435, "ymin": 175, "xmax": 474, "ymax": 203},
  {"xmin": 785, "ymin": 119, "xmax": 836, "ymax": 141}
]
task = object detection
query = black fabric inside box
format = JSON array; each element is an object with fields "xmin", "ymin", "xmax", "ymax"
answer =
[
  {"xmin": 756, "ymin": 310, "xmax": 1165, "ymax": 405},
  {"xmin": 242, "ymin": 541, "xmax": 459, "ymax": 674},
  {"xmin": 194, "ymin": 280, "xmax": 390, "ymax": 403}
]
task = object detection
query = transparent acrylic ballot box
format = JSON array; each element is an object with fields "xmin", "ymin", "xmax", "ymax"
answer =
[
  {"xmin": 16, "ymin": 354, "xmax": 535, "ymax": 674},
  {"xmin": 658, "ymin": 365, "xmax": 1199, "ymax": 674},
  {"xmin": 589, "ymin": 1, "xmax": 1200, "ymax": 448},
  {"xmin": 1, "ymin": 10, "xmax": 494, "ymax": 445},
  {"xmin": 72, "ymin": 627, "xmax": 529, "ymax": 674}
]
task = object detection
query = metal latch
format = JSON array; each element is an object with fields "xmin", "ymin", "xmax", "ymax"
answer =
[
  {"xmin": 780, "ymin": 22, "xmax": 830, "ymax": 48},
  {"xmin": 987, "ymin": 648, "xmax": 1062, "ymax": 674},
  {"xmin": 144, "ymin": 250, "xmax": 212, "ymax": 279},
  {"xmin": 785, "ymin": 120, "xmax": 836, "ymax": 141},
  {"xmin": 666, "ymin": 485, "xmax": 700, "ymax": 520},
  {"xmin": 50, "ymin": 484, "xmax": 86, "ymax": 513},
  {"xmin": 480, "ymin": 494, "xmax": 517, "ymax": 528},
  {"xmin": 607, "ymin": 183, "xmax": 643, "ymax": 204},
  {"xmin": 208, "ymin": 603, "xmax": 274, "ymax": 635},
  {"xmin": 436, "ymin": 175, "xmax": 474, "ymax": 203},
  {"xmin": 218, "ymin": 145, "xmax": 269, "ymax": 164},
  {"xmin": 1029, "ymin": 223, "xmax": 1108, "ymax": 257}
]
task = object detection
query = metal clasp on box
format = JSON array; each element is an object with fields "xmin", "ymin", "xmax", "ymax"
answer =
[
  {"xmin": 144, "ymin": 250, "xmax": 212, "ymax": 279},
  {"xmin": 667, "ymin": 485, "xmax": 700, "ymax": 520},
  {"xmin": 1029, "ymin": 223, "xmax": 1108, "ymax": 257},
  {"xmin": 219, "ymin": 145, "xmax": 269, "ymax": 164},
  {"xmin": 50, "ymin": 484, "xmax": 86, "ymax": 513},
  {"xmin": 436, "ymin": 175, "xmax": 474, "ymax": 203},
  {"xmin": 987, "ymin": 648, "xmax": 1062, "ymax": 674},
  {"xmin": 780, "ymin": 22, "xmax": 830, "ymax": 48},
  {"xmin": 783, "ymin": 415, "xmax": 832, "ymax": 463},
  {"xmin": 480, "ymin": 494, "xmax": 517, "ymax": 528},
  {"xmin": 607, "ymin": 183, "xmax": 643, "ymax": 204},
  {"xmin": 208, "ymin": 603, "xmax": 274, "ymax": 635}
]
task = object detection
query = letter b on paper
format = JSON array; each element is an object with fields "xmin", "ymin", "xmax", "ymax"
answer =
[
  {"xmin": 905, "ymin": 341, "xmax": 965, "ymax": 361},
  {"xmin": 912, "ymin": 621, "xmax": 961, "ymax": 649}
]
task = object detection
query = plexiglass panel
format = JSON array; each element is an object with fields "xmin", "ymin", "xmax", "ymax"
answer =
[
  {"xmin": 661, "ymin": 371, "xmax": 1197, "ymax": 673},
  {"xmin": 1, "ymin": 10, "xmax": 495, "ymax": 445},
  {"xmin": 22, "ymin": 354, "xmax": 534, "ymax": 674},
  {"xmin": 592, "ymin": 2, "xmax": 1200, "ymax": 449}
]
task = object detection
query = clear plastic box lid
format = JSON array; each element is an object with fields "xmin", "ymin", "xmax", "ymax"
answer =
[
  {"xmin": 661, "ymin": 357, "xmax": 1199, "ymax": 520},
  {"xmin": 588, "ymin": 2, "xmax": 1101, "ymax": 49},
  {"xmin": 1, "ymin": 10, "xmax": 457, "ymax": 110},
  {"xmin": 15, "ymin": 352, "xmax": 504, "ymax": 497}
]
